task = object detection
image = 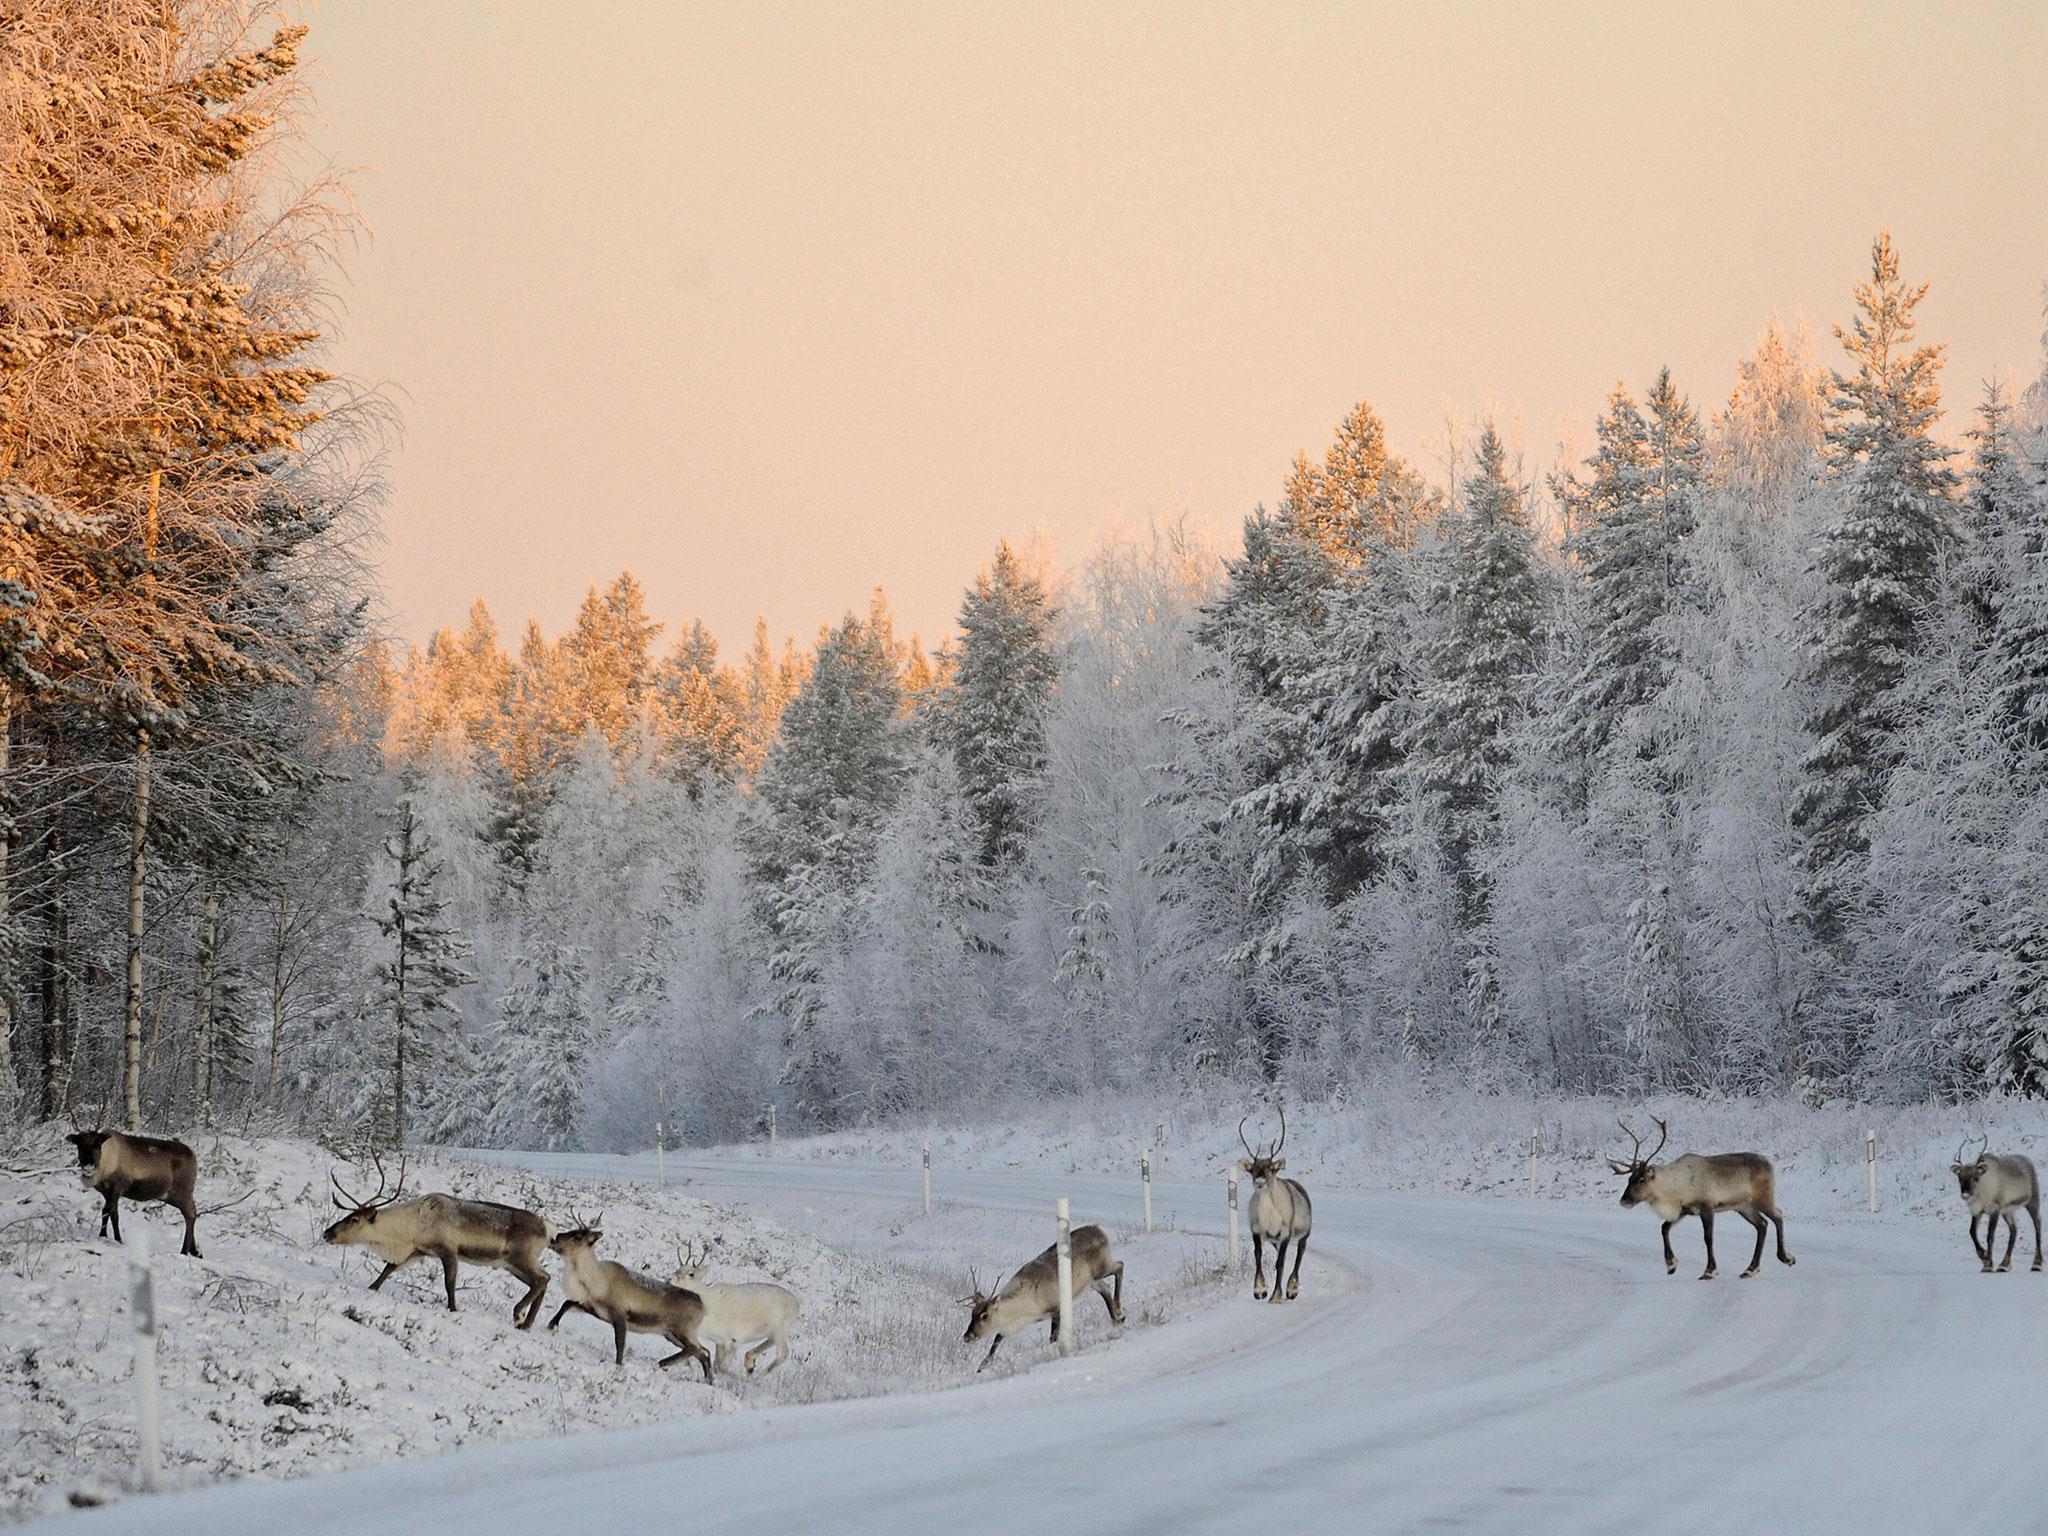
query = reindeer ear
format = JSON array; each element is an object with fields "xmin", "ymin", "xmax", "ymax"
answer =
[
  {"xmin": 1236, "ymin": 1158, "xmax": 1251, "ymax": 1172},
  {"xmin": 1607, "ymin": 1159, "xmax": 1632, "ymax": 1174},
  {"xmin": 1272, "ymin": 1158, "xmax": 1285, "ymax": 1170}
]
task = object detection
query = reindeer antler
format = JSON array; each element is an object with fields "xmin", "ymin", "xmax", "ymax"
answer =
[
  {"xmin": 1648, "ymin": 1117, "xmax": 1669, "ymax": 1162},
  {"xmin": 1617, "ymin": 1118, "xmax": 1646, "ymax": 1166},
  {"xmin": 1274, "ymin": 1105, "xmax": 1288, "ymax": 1157},
  {"xmin": 958, "ymin": 1265, "xmax": 984, "ymax": 1304}
]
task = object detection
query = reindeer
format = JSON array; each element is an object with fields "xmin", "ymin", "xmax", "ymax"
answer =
[
  {"xmin": 1952, "ymin": 1136, "xmax": 2043, "ymax": 1274},
  {"xmin": 64, "ymin": 1101, "xmax": 202, "ymax": 1258},
  {"xmin": 1238, "ymin": 1110, "xmax": 1311, "ymax": 1302},
  {"xmin": 670, "ymin": 1241, "xmax": 801, "ymax": 1376},
  {"xmin": 321, "ymin": 1154, "xmax": 553, "ymax": 1328},
  {"xmin": 1609, "ymin": 1117, "xmax": 1795, "ymax": 1280},
  {"xmin": 545, "ymin": 1219, "xmax": 715, "ymax": 1379},
  {"xmin": 960, "ymin": 1225, "xmax": 1125, "ymax": 1372}
]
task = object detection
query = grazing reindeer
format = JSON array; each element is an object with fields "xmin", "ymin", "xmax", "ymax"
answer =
[
  {"xmin": 1238, "ymin": 1110, "xmax": 1311, "ymax": 1302},
  {"xmin": 961, "ymin": 1225, "xmax": 1125, "ymax": 1372},
  {"xmin": 546, "ymin": 1219, "xmax": 714, "ymax": 1379},
  {"xmin": 321, "ymin": 1154, "xmax": 553, "ymax": 1327},
  {"xmin": 1609, "ymin": 1117, "xmax": 1795, "ymax": 1280},
  {"xmin": 64, "ymin": 1102, "xmax": 202, "ymax": 1258},
  {"xmin": 670, "ymin": 1241, "xmax": 802, "ymax": 1376},
  {"xmin": 1952, "ymin": 1136, "xmax": 2043, "ymax": 1274}
]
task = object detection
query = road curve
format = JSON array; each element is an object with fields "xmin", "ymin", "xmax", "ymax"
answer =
[{"xmin": 48, "ymin": 1154, "xmax": 2042, "ymax": 1535}]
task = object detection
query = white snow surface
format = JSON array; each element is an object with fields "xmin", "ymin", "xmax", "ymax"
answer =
[{"xmin": 9, "ymin": 1091, "xmax": 2048, "ymax": 1533}]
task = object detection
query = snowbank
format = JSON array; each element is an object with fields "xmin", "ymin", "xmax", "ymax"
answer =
[{"xmin": 0, "ymin": 1130, "xmax": 1230, "ymax": 1523}]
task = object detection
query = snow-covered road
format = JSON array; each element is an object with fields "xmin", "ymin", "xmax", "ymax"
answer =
[{"xmin": 46, "ymin": 1153, "xmax": 2041, "ymax": 1535}]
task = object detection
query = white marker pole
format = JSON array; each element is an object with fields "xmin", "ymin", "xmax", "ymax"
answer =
[
  {"xmin": 767, "ymin": 1103, "xmax": 777, "ymax": 1158},
  {"xmin": 1055, "ymin": 1198, "xmax": 1074, "ymax": 1357},
  {"xmin": 655, "ymin": 1084, "xmax": 666, "ymax": 1189},
  {"xmin": 1866, "ymin": 1129, "xmax": 1877, "ymax": 1214},
  {"xmin": 1529, "ymin": 1128, "xmax": 1539, "ymax": 1198},
  {"xmin": 128, "ymin": 1225, "xmax": 160, "ymax": 1493},
  {"xmin": 1227, "ymin": 1167, "xmax": 1240, "ymax": 1268},
  {"xmin": 1155, "ymin": 1121, "xmax": 1165, "ymax": 1176},
  {"xmin": 1141, "ymin": 1152, "xmax": 1153, "ymax": 1234},
  {"xmin": 922, "ymin": 1141, "xmax": 932, "ymax": 1216}
]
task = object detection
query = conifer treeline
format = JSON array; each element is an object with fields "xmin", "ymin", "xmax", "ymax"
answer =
[{"xmin": 4, "ymin": 8, "xmax": 2045, "ymax": 1145}]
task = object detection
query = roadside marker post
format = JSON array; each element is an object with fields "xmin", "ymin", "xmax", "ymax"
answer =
[
  {"xmin": 922, "ymin": 1141, "xmax": 932, "ymax": 1216},
  {"xmin": 1141, "ymin": 1152, "xmax": 1153, "ymax": 1234},
  {"xmin": 128, "ymin": 1226, "xmax": 160, "ymax": 1493},
  {"xmin": 1867, "ymin": 1130, "xmax": 1877, "ymax": 1214},
  {"xmin": 1055, "ymin": 1198, "xmax": 1074, "ymax": 1357},
  {"xmin": 1227, "ymin": 1167, "xmax": 1240, "ymax": 1268},
  {"xmin": 1529, "ymin": 1128, "xmax": 1539, "ymax": 1198},
  {"xmin": 767, "ymin": 1103, "xmax": 777, "ymax": 1158},
  {"xmin": 655, "ymin": 1084, "xmax": 666, "ymax": 1189}
]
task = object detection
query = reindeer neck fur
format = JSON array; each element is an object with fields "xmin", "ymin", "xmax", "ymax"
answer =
[{"xmin": 1250, "ymin": 1170, "xmax": 1304, "ymax": 1231}]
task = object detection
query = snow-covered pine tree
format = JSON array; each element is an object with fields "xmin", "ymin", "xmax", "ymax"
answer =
[
  {"xmin": 949, "ymin": 542, "xmax": 1059, "ymax": 867},
  {"xmin": 367, "ymin": 772, "xmax": 476, "ymax": 1149},
  {"xmin": 753, "ymin": 609, "xmax": 909, "ymax": 1126},
  {"xmin": 1406, "ymin": 423, "xmax": 1547, "ymax": 925},
  {"xmin": 1794, "ymin": 232, "xmax": 1959, "ymax": 944},
  {"xmin": 486, "ymin": 938, "xmax": 595, "ymax": 1150}
]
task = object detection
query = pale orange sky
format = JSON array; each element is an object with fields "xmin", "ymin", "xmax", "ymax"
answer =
[{"xmin": 308, "ymin": 0, "xmax": 2048, "ymax": 652}]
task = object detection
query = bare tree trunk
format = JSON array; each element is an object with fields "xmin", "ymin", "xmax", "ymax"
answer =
[
  {"xmin": 267, "ymin": 886, "xmax": 287, "ymax": 1099},
  {"xmin": 41, "ymin": 814, "xmax": 70, "ymax": 1120},
  {"xmin": 123, "ymin": 726, "xmax": 150, "ymax": 1129},
  {"xmin": 193, "ymin": 877, "xmax": 218, "ymax": 1126}
]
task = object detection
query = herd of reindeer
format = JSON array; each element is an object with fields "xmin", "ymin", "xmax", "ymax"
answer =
[{"xmin": 52, "ymin": 1106, "xmax": 2045, "ymax": 1383}]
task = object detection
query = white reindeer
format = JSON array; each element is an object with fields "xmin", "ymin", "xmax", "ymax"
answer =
[{"xmin": 671, "ymin": 1241, "xmax": 802, "ymax": 1376}]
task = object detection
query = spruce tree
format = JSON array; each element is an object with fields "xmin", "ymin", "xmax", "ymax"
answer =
[
  {"xmin": 368, "ymin": 774, "xmax": 475, "ymax": 1149},
  {"xmin": 1407, "ymin": 424, "xmax": 1546, "ymax": 923},
  {"xmin": 950, "ymin": 542, "xmax": 1059, "ymax": 866},
  {"xmin": 486, "ymin": 939, "xmax": 594, "ymax": 1150},
  {"xmin": 1794, "ymin": 232, "xmax": 1958, "ymax": 941}
]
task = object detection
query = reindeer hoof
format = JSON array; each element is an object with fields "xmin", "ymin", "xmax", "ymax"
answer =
[
  {"xmin": 2001, "ymin": 1262, "xmax": 2014, "ymax": 1273},
  {"xmin": 1983, "ymin": 1264, "xmax": 1997, "ymax": 1274},
  {"xmin": 1698, "ymin": 1271, "xmax": 1716, "ymax": 1281},
  {"xmin": 1740, "ymin": 1267, "xmax": 1759, "ymax": 1279},
  {"xmin": 1252, "ymin": 1288, "xmax": 1267, "ymax": 1300},
  {"xmin": 1665, "ymin": 1264, "xmax": 1677, "ymax": 1276}
]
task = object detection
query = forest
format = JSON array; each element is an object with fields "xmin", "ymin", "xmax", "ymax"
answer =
[{"xmin": 3, "ymin": 3, "xmax": 2046, "ymax": 1155}]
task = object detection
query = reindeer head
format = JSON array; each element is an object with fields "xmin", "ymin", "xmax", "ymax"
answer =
[
  {"xmin": 1608, "ymin": 1117, "xmax": 1670, "ymax": 1207},
  {"xmin": 321, "ymin": 1152, "xmax": 409, "ymax": 1245},
  {"xmin": 64, "ymin": 1099, "xmax": 113, "ymax": 1185},
  {"xmin": 549, "ymin": 1211, "xmax": 605, "ymax": 1258},
  {"xmin": 1953, "ymin": 1135, "xmax": 1990, "ymax": 1197},
  {"xmin": 1237, "ymin": 1109, "xmax": 1289, "ymax": 1185},
  {"xmin": 670, "ymin": 1239, "xmax": 709, "ymax": 1289},
  {"xmin": 959, "ymin": 1267, "xmax": 1006, "ymax": 1343}
]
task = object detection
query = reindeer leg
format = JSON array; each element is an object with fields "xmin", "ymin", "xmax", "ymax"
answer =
[
  {"xmin": 369, "ymin": 1261, "xmax": 402, "ymax": 1292},
  {"xmin": 516, "ymin": 1266, "xmax": 548, "ymax": 1329},
  {"xmin": 1048, "ymin": 1310, "xmax": 1059, "ymax": 1345},
  {"xmin": 1252, "ymin": 1233, "xmax": 1267, "ymax": 1299},
  {"xmin": 978, "ymin": 1334, "xmax": 1003, "ymax": 1372},
  {"xmin": 545, "ymin": 1298, "xmax": 585, "ymax": 1331},
  {"xmin": 441, "ymin": 1254, "xmax": 460, "ymax": 1311},
  {"xmin": 102, "ymin": 1192, "xmax": 121, "ymax": 1243},
  {"xmin": 1287, "ymin": 1236, "xmax": 1306, "ymax": 1298},
  {"xmin": 1659, "ymin": 1220, "xmax": 1676, "ymax": 1275},
  {"xmin": 1110, "ymin": 1259, "xmax": 1124, "ymax": 1322},
  {"xmin": 1093, "ymin": 1279, "xmax": 1119, "ymax": 1324},
  {"xmin": 2031, "ymin": 1199, "xmax": 2043, "ymax": 1272},
  {"xmin": 612, "ymin": 1317, "xmax": 628, "ymax": 1367},
  {"xmin": 1969, "ymin": 1213, "xmax": 1988, "ymax": 1267},
  {"xmin": 178, "ymin": 1196, "xmax": 201, "ymax": 1259},
  {"xmin": 1268, "ymin": 1239, "xmax": 1289, "ymax": 1303},
  {"xmin": 2001, "ymin": 1214, "xmax": 2018, "ymax": 1272},
  {"xmin": 1697, "ymin": 1207, "xmax": 1717, "ymax": 1280},
  {"xmin": 1740, "ymin": 1210, "xmax": 1766, "ymax": 1278}
]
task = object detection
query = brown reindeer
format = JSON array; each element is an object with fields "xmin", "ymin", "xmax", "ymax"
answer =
[
  {"xmin": 961, "ymin": 1225, "xmax": 1125, "ymax": 1372},
  {"xmin": 64, "ymin": 1102, "xmax": 201, "ymax": 1258},
  {"xmin": 1609, "ymin": 1117, "xmax": 1795, "ymax": 1280},
  {"xmin": 546, "ymin": 1218, "xmax": 715, "ymax": 1378},
  {"xmin": 321, "ymin": 1154, "xmax": 552, "ymax": 1327}
]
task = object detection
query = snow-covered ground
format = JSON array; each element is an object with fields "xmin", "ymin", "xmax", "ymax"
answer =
[
  {"xmin": 0, "ymin": 1128, "xmax": 1229, "ymax": 1524},
  {"xmin": 9, "ymin": 1090, "xmax": 2045, "ymax": 1533}
]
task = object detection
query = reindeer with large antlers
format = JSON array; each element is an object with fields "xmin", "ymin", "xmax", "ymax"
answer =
[
  {"xmin": 1951, "ymin": 1135, "xmax": 2042, "ymax": 1274},
  {"xmin": 321, "ymin": 1153, "xmax": 553, "ymax": 1326},
  {"xmin": 1608, "ymin": 1117, "xmax": 1795, "ymax": 1280},
  {"xmin": 63, "ymin": 1097, "xmax": 202, "ymax": 1257},
  {"xmin": 1238, "ymin": 1109, "xmax": 1312, "ymax": 1303}
]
